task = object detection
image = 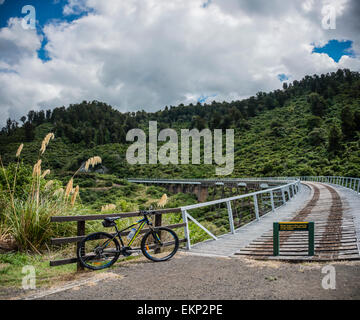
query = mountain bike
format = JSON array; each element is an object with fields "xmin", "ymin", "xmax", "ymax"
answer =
[{"xmin": 77, "ymin": 210, "xmax": 179, "ymax": 270}]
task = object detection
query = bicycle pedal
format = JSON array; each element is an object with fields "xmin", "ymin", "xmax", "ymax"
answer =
[{"xmin": 121, "ymin": 247, "xmax": 132, "ymax": 257}]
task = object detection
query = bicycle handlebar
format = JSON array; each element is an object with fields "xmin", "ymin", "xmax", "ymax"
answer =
[{"xmin": 140, "ymin": 210, "xmax": 153, "ymax": 216}]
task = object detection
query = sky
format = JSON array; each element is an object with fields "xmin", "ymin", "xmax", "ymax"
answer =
[{"xmin": 0, "ymin": 0, "xmax": 359, "ymax": 126}]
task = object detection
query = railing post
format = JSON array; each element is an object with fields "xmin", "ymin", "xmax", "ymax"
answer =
[
  {"xmin": 181, "ymin": 209, "xmax": 191, "ymax": 250},
  {"xmin": 270, "ymin": 190, "xmax": 275, "ymax": 212},
  {"xmin": 281, "ymin": 188, "xmax": 286, "ymax": 204},
  {"xmin": 357, "ymin": 179, "xmax": 360, "ymax": 194},
  {"xmin": 226, "ymin": 201, "xmax": 235, "ymax": 234},
  {"xmin": 273, "ymin": 222, "xmax": 279, "ymax": 256},
  {"xmin": 308, "ymin": 222, "xmax": 315, "ymax": 256},
  {"xmin": 154, "ymin": 213, "xmax": 162, "ymax": 254},
  {"xmin": 253, "ymin": 195, "xmax": 260, "ymax": 221},
  {"xmin": 77, "ymin": 221, "xmax": 85, "ymax": 271}
]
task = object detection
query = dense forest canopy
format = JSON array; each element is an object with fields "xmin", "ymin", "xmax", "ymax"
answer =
[{"xmin": 1, "ymin": 68, "xmax": 360, "ymax": 178}]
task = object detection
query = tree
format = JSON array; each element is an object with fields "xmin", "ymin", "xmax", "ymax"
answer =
[
  {"xmin": 27, "ymin": 110, "xmax": 35, "ymax": 123},
  {"xmin": 5, "ymin": 118, "xmax": 12, "ymax": 135},
  {"xmin": 308, "ymin": 128, "xmax": 326, "ymax": 146},
  {"xmin": 191, "ymin": 116, "xmax": 206, "ymax": 130},
  {"xmin": 210, "ymin": 112, "xmax": 221, "ymax": 129},
  {"xmin": 354, "ymin": 110, "xmax": 360, "ymax": 131},
  {"xmin": 341, "ymin": 105, "xmax": 356, "ymax": 139},
  {"xmin": 308, "ymin": 93, "xmax": 326, "ymax": 117},
  {"xmin": 37, "ymin": 110, "xmax": 45, "ymax": 124},
  {"xmin": 46, "ymin": 109, "xmax": 52, "ymax": 121},
  {"xmin": 306, "ymin": 115, "xmax": 322, "ymax": 131},
  {"xmin": 327, "ymin": 124, "xmax": 342, "ymax": 154},
  {"xmin": 270, "ymin": 120, "xmax": 285, "ymax": 137},
  {"xmin": 24, "ymin": 122, "xmax": 35, "ymax": 142}
]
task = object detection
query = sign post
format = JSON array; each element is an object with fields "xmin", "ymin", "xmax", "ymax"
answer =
[{"xmin": 273, "ymin": 222, "xmax": 315, "ymax": 256}]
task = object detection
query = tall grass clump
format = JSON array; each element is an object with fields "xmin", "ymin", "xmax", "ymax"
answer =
[{"xmin": 0, "ymin": 133, "xmax": 102, "ymax": 252}]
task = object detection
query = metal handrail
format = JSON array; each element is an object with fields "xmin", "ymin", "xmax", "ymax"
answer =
[
  {"xmin": 128, "ymin": 176, "xmax": 359, "ymax": 251},
  {"xmin": 180, "ymin": 179, "xmax": 301, "ymax": 250},
  {"xmin": 299, "ymin": 176, "xmax": 360, "ymax": 194}
]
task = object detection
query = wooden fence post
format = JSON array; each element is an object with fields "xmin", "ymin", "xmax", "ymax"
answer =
[
  {"xmin": 154, "ymin": 213, "xmax": 162, "ymax": 254},
  {"xmin": 77, "ymin": 221, "xmax": 85, "ymax": 271}
]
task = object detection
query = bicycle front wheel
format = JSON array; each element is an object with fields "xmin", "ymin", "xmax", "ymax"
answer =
[
  {"xmin": 77, "ymin": 232, "xmax": 120, "ymax": 270},
  {"xmin": 141, "ymin": 227, "xmax": 179, "ymax": 262}
]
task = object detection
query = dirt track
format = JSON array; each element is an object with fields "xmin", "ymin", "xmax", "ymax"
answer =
[{"xmin": 22, "ymin": 253, "xmax": 360, "ymax": 300}]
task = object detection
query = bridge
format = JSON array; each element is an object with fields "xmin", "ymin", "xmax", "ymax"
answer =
[
  {"xmin": 128, "ymin": 177, "xmax": 289, "ymax": 202},
  {"xmin": 129, "ymin": 176, "xmax": 360, "ymax": 261}
]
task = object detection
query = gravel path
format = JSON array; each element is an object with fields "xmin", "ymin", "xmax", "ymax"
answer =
[{"xmin": 30, "ymin": 253, "xmax": 360, "ymax": 300}]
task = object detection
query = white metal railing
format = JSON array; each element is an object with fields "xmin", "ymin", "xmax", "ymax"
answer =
[
  {"xmin": 299, "ymin": 176, "xmax": 360, "ymax": 194},
  {"xmin": 263, "ymin": 176, "xmax": 360, "ymax": 193},
  {"xmin": 180, "ymin": 179, "xmax": 301, "ymax": 250}
]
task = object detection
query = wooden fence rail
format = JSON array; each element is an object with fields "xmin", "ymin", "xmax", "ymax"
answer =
[{"xmin": 49, "ymin": 208, "xmax": 184, "ymax": 270}]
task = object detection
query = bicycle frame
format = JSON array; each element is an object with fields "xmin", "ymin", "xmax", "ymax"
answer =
[{"xmin": 102, "ymin": 215, "xmax": 154, "ymax": 251}]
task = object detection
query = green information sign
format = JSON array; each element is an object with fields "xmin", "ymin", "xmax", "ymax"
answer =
[
  {"xmin": 279, "ymin": 222, "xmax": 309, "ymax": 231},
  {"xmin": 273, "ymin": 222, "xmax": 314, "ymax": 256}
]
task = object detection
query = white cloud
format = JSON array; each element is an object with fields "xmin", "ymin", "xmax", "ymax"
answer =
[{"xmin": 0, "ymin": 0, "xmax": 359, "ymax": 126}]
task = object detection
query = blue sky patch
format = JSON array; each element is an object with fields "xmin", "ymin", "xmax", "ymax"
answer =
[
  {"xmin": 0, "ymin": 0, "xmax": 91, "ymax": 62},
  {"xmin": 198, "ymin": 94, "xmax": 217, "ymax": 104},
  {"xmin": 277, "ymin": 74, "xmax": 289, "ymax": 82},
  {"xmin": 201, "ymin": 0, "xmax": 212, "ymax": 9},
  {"xmin": 312, "ymin": 39, "xmax": 355, "ymax": 63}
]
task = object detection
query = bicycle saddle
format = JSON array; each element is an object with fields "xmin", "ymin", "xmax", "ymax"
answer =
[{"xmin": 104, "ymin": 217, "xmax": 120, "ymax": 222}]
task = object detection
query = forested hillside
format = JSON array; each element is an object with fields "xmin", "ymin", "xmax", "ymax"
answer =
[{"xmin": 1, "ymin": 68, "xmax": 360, "ymax": 180}]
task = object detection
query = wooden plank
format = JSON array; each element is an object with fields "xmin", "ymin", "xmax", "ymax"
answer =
[
  {"xmin": 246, "ymin": 243, "xmax": 358, "ymax": 249},
  {"xmin": 51, "ymin": 223, "xmax": 186, "ymax": 245},
  {"xmin": 154, "ymin": 214, "xmax": 162, "ymax": 254},
  {"xmin": 50, "ymin": 238, "xmax": 187, "ymax": 266},
  {"xmin": 251, "ymin": 255, "xmax": 360, "ymax": 261},
  {"xmin": 51, "ymin": 208, "xmax": 181, "ymax": 222},
  {"xmin": 50, "ymin": 257, "xmax": 78, "ymax": 266},
  {"xmin": 253, "ymin": 239, "xmax": 356, "ymax": 245},
  {"xmin": 236, "ymin": 249, "xmax": 360, "ymax": 257},
  {"xmin": 242, "ymin": 246, "xmax": 359, "ymax": 252},
  {"xmin": 259, "ymin": 233, "xmax": 356, "ymax": 239},
  {"xmin": 77, "ymin": 221, "xmax": 85, "ymax": 271}
]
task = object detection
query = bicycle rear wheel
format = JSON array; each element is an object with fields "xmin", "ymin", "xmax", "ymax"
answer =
[
  {"xmin": 141, "ymin": 227, "xmax": 179, "ymax": 262},
  {"xmin": 77, "ymin": 232, "xmax": 120, "ymax": 270}
]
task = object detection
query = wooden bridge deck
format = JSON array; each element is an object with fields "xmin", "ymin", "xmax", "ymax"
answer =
[{"xmin": 188, "ymin": 182, "xmax": 360, "ymax": 261}]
